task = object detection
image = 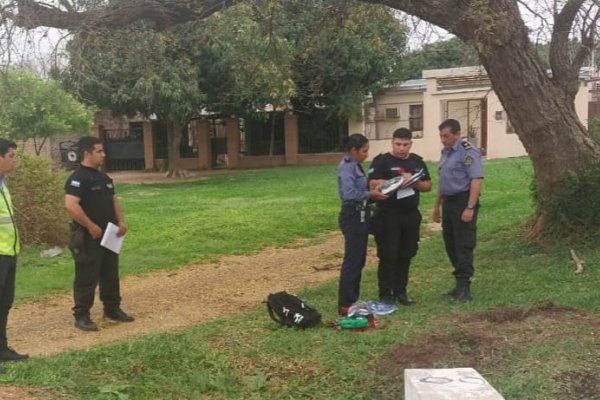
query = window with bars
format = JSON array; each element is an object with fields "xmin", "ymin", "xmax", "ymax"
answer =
[
  {"xmin": 385, "ymin": 108, "xmax": 399, "ymax": 119},
  {"xmin": 409, "ymin": 104, "xmax": 423, "ymax": 133}
]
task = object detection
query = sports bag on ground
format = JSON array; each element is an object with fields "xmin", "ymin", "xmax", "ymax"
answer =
[{"xmin": 266, "ymin": 291, "xmax": 322, "ymax": 329}]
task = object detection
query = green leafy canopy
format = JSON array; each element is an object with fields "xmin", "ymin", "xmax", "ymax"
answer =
[
  {"xmin": 62, "ymin": 0, "xmax": 407, "ymax": 121},
  {"xmin": 0, "ymin": 69, "xmax": 94, "ymax": 141}
]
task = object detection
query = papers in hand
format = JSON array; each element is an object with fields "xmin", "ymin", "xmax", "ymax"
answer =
[
  {"xmin": 380, "ymin": 175, "xmax": 404, "ymax": 195},
  {"xmin": 402, "ymin": 168, "xmax": 425, "ymax": 188},
  {"xmin": 100, "ymin": 222, "xmax": 125, "ymax": 254},
  {"xmin": 379, "ymin": 168, "xmax": 425, "ymax": 195}
]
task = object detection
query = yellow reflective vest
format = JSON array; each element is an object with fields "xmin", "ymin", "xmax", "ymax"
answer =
[{"xmin": 0, "ymin": 185, "xmax": 19, "ymax": 256}]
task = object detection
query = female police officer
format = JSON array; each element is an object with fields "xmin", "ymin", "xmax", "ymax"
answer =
[{"xmin": 337, "ymin": 134, "xmax": 387, "ymax": 313}]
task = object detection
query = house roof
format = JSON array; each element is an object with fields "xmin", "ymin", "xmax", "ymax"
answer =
[{"xmin": 387, "ymin": 78, "xmax": 427, "ymax": 92}]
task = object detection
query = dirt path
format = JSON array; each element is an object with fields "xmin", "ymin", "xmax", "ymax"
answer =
[{"xmin": 8, "ymin": 232, "xmax": 375, "ymax": 357}]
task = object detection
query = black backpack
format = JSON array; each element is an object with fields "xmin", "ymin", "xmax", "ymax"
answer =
[{"xmin": 266, "ymin": 291, "xmax": 322, "ymax": 329}]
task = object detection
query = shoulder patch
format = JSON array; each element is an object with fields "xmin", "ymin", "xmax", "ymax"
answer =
[
  {"xmin": 70, "ymin": 180, "xmax": 81, "ymax": 188},
  {"xmin": 464, "ymin": 155, "xmax": 474, "ymax": 166},
  {"xmin": 461, "ymin": 141, "xmax": 472, "ymax": 150}
]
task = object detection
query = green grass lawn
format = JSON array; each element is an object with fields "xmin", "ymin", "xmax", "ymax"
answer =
[
  {"xmin": 16, "ymin": 165, "xmax": 344, "ymax": 302},
  {"xmin": 5, "ymin": 157, "xmax": 600, "ymax": 399}
]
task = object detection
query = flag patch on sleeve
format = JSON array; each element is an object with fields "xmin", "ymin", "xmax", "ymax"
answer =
[{"xmin": 70, "ymin": 180, "xmax": 81, "ymax": 188}]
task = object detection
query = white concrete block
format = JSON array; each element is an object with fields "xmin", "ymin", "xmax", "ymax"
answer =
[{"xmin": 404, "ymin": 368, "xmax": 505, "ymax": 400}]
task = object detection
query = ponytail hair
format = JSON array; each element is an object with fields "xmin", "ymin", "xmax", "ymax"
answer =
[{"xmin": 344, "ymin": 133, "xmax": 368, "ymax": 152}]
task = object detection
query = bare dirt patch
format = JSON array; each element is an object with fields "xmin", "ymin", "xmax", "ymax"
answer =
[
  {"xmin": 557, "ymin": 371, "xmax": 600, "ymax": 400},
  {"xmin": 109, "ymin": 169, "xmax": 241, "ymax": 185},
  {"xmin": 377, "ymin": 302, "xmax": 600, "ymax": 399},
  {"xmin": 0, "ymin": 386, "xmax": 64, "ymax": 400},
  {"xmin": 7, "ymin": 232, "xmax": 377, "ymax": 357}
]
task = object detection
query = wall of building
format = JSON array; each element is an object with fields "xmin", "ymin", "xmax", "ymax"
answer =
[
  {"xmin": 239, "ymin": 155, "xmax": 286, "ymax": 169},
  {"xmin": 485, "ymin": 91, "xmax": 527, "ymax": 160},
  {"xmin": 297, "ymin": 153, "xmax": 342, "ymax": 165},
  {"xmin": 369, "ymin": 91, "xmax": 424, "ymax": 140}
]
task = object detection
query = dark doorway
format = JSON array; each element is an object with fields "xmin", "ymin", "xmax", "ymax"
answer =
[
  {"xmin": 103, "ymin": 123, "xmax": 145, "ymax": 171},
  {"xmin": 298, "ymin": 111, "xmax": 347, "ymax": 153},
  {"xmin": 243, "ymin": 113, "xmax": 285, "ymax": 156}
]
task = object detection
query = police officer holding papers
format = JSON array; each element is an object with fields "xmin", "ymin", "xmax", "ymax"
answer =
[
  {"xmin": 368, "ymin": 128, "xmax": 431, "ymax": 306},
  {"xmin": 65, "ymin": 136, "xmax": 134, "ymax": 331}
]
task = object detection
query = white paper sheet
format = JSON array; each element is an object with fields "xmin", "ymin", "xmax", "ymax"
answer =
[
  {"xmin": 100, "ymin": 222, "xmax": 125, "ymax": 254},
  {"xmin": 396, "ymin": 187, "xmax": 415, "ymax": 199}
]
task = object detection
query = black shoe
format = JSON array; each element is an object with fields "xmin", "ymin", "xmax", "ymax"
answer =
[
  {"xmin": 379, "ymin": 295, "xmax": 396, "ymax": 304},
  {"xmin": 451, "ymin": 282, "xmax": 472, "ymax": 302},
  {"xmin": 104, "ymin": 308, "xmax": 134, "ymax": 322},
  {"xmin": 451, "ymin": 291, "xmax": 473, "ymax": 302},
  {"xmin": 396, "ymin": 293, "xmax": 416, "ymax": 306},
  {"xmin": 74, "ymin": 316, "xmax": 98, "ymax": 332},
  {"xmin": 0, "ymin": 347, "xmax": 29, "ymax": 362}
]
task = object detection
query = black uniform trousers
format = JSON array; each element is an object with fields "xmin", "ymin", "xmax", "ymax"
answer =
[
  {"xmin": 374, "ymin": 207, "xmax": 421, "ymax": 298},
  {"xmin": 73, "ymin": 236, "xmax": 121, "ymax": 318},
  {"xmin": 337, "ymin": 204, "xmax": 369, "ymax": 310},
  {"xmin": 0, "ymin": 255, "xmax": 16, "ymax": 349},
  {"xmin": 441, "ymin": 191, "xmax": 479, "ymax": 283}
]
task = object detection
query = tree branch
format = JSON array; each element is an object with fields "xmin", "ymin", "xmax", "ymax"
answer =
[
  {"xmin": 573, "ymin": 8, "xmax": 600, "ymax": 69},
  {"xmin": 13, "ymin": 0, "xmax": 241, "ymax": 31},
  {"xmin": 358, "ymin": 0, "xmax": 469, "ymax": 36},
  {"xmin": 549, "ymin": 0, "xmax": 586, "ymax": 93}
]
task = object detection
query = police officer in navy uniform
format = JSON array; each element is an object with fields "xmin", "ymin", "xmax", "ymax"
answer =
[
  {"xmin": 368, "ymin": 128, "xmax": 431, "ymax": 306},
  {"xmin": 337, "ymin": 134, "xmax": 388, "ymax": 313},
  {"xmin": 433, "ymin": 119, "xmax": 484, "ymax": 302},
  {"xmin": 65, "ymin": 136, "xmax": 134, "ymax": 331}
]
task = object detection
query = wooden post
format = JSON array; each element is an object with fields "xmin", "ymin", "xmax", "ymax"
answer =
[
  {"xmin": 143, "ymin": 121, "xmax": 155, "ymax": 171},
  {"xmin": 284, "ymin": 113, "xmax": 299, "ymax": 165},
  {"xmin": 225, "ymin": 118, "xmax": 240, "ymax": 169}
]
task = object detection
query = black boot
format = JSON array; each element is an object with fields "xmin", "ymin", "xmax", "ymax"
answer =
[
  {"xmin": 379, "ymin": 288, "xmax": 394, "ymax": 304},
  {"xmin": 395, "ymin": 292, "xmax": 416, "ymax": 306},
  {"xmin": 0, "ymin": 347, "xmax": 29, "ymax": 361},
  {"xmin": 451, "ymin": 281, "xmax": 472, "ymax": 302},
  {"xmin": 104, "ymin": 308, "xmax": 135, "ymax": 322}
]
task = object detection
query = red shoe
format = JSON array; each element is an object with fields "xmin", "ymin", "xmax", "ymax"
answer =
[{"xmin": 367, "ymin": 314, "xmax": 376, "ymax": 329}]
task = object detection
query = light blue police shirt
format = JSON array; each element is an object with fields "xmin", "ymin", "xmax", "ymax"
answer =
[
  {"xmin": 439, "ymin": 138, "xmax": 484, "ymax": 196},
  {"xmin": 337, "ymin": 155, "xmax": 370, "ymax": 202}
]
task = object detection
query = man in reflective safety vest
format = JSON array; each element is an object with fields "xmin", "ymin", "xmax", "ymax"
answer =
[{"xmin": 0, "ymin": 138, "xmax": 28, "ymax": 366}]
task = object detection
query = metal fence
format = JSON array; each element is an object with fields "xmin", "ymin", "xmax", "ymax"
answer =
[
  {"xmin": 243, "ymin": 113, "xmax": 285, "ymax": 156},
  {"xmin": 298, "ymin": 112, "xmax": 347, "ymax": 154}
]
